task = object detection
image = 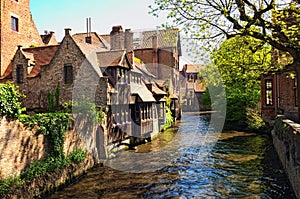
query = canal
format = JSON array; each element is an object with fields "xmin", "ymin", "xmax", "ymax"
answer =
[{"xmin": 47, "ymin": 113, "xmax": 296, "ymax": 198}]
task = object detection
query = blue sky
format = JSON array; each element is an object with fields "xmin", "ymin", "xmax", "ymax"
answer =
[{"xmin": 30, "ymin": 0, "xmax": 169, "ymax": 42}]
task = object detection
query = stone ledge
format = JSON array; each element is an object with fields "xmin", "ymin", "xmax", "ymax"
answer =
[{"xmin": 3, "ymin": 155, "xmax": 95, "ymax": 199}]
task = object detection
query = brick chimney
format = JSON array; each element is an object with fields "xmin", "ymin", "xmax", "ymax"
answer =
[
  {"xmin": 65, "ymin": 28, "xmax": 72, "ymax": 36},
  {"xmin": 110, "ymin": 26, "xmax": 124, "ymax": 50},
  {"xmin": 124, "ymin": 29, "xmax": 133, "ymax": 51}
]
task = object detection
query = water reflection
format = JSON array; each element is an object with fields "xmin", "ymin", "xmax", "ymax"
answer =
[{"xmin": 47, "ymin": 113, "xmax": 295, "ymax": 199}]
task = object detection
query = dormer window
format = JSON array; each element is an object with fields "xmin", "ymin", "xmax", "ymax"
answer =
[
  {"xmin": 64, "ymin": 65, "xmax": 73, "ymax": 84},
  {"xmin": 11, "ymin": 16, "xmax": 19, "ymax": 32},
  {"xmin": 16, "ymin": 65, "xmax": 23, "ymax": 83}
]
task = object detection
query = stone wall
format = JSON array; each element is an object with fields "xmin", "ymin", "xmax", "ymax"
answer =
[
  {"xmin": 272, "ymin": 116, "xmax": 300, "ymax": 198},
  {"xmin": 0, "ymin": 117, "xmax": 47, "ymax": 179},
  {"xmin": 0, "ymin": 116, "xmax": 85, "ymax": 179}
]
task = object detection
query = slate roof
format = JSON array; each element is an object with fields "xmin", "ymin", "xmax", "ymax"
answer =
[{"xmin": 135, "ymin": 29, "xmax": 180, "ymax": 49}]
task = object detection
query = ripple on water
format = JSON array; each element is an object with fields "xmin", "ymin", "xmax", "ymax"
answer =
[{"xmin": 46, "ymin": 113, "xmax": 296, "ymax": 199}]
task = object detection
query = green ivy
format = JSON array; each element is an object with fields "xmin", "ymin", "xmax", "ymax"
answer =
[
  {"xmin": 162, "ymin": 96, "xmax": 175, "ymax": 130},
  {"xmin": 19, "ymin": 113, "xmax": 69, "ymax": 158},
  {"xmin": 0, "ymin": 83, "xmax": 25, "ymax": 118}
]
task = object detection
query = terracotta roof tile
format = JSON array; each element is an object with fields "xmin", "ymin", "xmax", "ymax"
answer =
[
  {"xmin": 23, "ymin": 45, "xmax": 60, "ymax": 78},
  {"xmin": 73, "ymin": 32, "xmax": 110, "ymax": 49},
  {"xmin": 185, "ymin": 64, "xmax": 206, "ymax": 73},
  {"xmin": 0, "ymin": 63, "xmax": 12, "ymax": 79}
]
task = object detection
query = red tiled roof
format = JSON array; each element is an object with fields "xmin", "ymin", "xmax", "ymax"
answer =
[
  {"xmin": 0, "ymin": 63, "xmax": 12, "ymax": 79},
  {"xmin": 1, "ymin": 45, "xmax": 59, "ymax": 79},
  {"xmin": 73, "ymin": 32, "xmax": 109, "ymax": 49},
  {"xmin": 23, "ymin": 45, "xmax": 60, "ymax": 77},
  {"xmin": 185, "ymin": 64, "xmax": 206, "ymax": 73}
]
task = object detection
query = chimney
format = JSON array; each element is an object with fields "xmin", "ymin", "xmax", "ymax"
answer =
[
  {"xmin": 152, "ymin": 34, "xmax": 158, "ymax": 50},
  {"xmin": 65, "ymin": 28, "xmax": 72, "ymax": 36},
  {"xmin": 85, "ymin": 18, "xmax": 92, "ymax": 44},
  {"xmin": 110, "ymin": 25, "xmax": 124, "ymax": 50},
  {"xmin": 124, "ymin": 29, "xmax": 133, "ymax": 51},
  {"xmin": 49, "ymin": 31, "xmax": 54, "ymax": 35},
  {"xmin": 17, "ymin": 45, "xmax": 22, "ymax": 50}
]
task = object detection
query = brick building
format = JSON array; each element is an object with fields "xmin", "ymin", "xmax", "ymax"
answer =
[
  {"xmin": 261, "ymin": 8, "xmax": 299, "ymax": 122},
  {"xmin": 261, "ymin": 72, "xmax": 298, "ymax": 121},
  {"xmin": 180, "ymin": 64, "xmax": 207, "ymax": 112},
  {"xmin": 0, "ymin": 0, "xmax": 44, "ymax": 76}
]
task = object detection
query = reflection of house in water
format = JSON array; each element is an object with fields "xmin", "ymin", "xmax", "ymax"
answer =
[{"xmin": 180, "ymin": 64, "xmax": 207, "ymax": 112}]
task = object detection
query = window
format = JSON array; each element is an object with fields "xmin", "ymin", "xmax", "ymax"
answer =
[
  {"xmin": 265, "ymin": 79, "xmax": 273, "ymax": 106},
  {"xmin": 64, "ymin": 65, "xmax": 73, "ymax": 84},
  {"xmin": 11, "ymin": 16, "xmax": 19, "ymax": 32},
  {"xmin": 16, "ymin": 65, "xmax": 23, "ymax": 83}
]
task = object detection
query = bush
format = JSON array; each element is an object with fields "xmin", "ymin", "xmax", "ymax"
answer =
[{"xmin": 0, "ymin": 83, "xmax": 25, "ymax": 118}]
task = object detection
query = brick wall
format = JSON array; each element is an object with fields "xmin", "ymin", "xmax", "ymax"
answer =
[
  {"xmin": 0, "ymin": 0, "xmax": 43, "ymax": 76},
  {"xmin": 0, "ymin": 116, "xmax": 88, "ymax": 179}
]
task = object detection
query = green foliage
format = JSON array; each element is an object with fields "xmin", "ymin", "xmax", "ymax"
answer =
[
  {"xmin": 0, "ymin": 83, "xmax": 25, "ymax": 118},
  {"xmin": 48, "ymin": 83, "xmax": 60, "ymax": 112},
  {"xmin": 0, "ymin": 176, "xmax": 22, "ymax": 196},
  {"xmin": 19, "ymin": 112, "xmax": 69, "ymax": 158},
  {"xmin": 213, "ymin": 35, "xmax": 272, "ymax": 90},
  {"xmin": 19, "ymin": 149, "xmax": 87, "ymax": 181},
  {"xmin": 201, "ymin": 35, "xmax": 271, "ymax": 130},
  {"xmin": 0, "ymin": 148, "xmax": 87, "ymax": 196},
  {"xmin": 72, "ymin": 98, "xmax": 104, "ymax": 124},
  {"xmin": 66, "ymin": 149, "xmax": 87, "ymax": 164},
  {"xmin": 162, "ymin": 96, "xmax": 174, "ymax": 130}
]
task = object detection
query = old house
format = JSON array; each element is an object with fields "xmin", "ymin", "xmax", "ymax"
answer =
[
  {"xmin": 261, "ymin": 9, "xmax": 299, "ymax": 122},
  {"xmin": 0, "ymin": 0, "xmax": 44, "ymax": 77},
  {"xmin": 3, "ymin": 22, "xmax": 181, "ymax": 158},
  {"xmin": 133, "ymin": 57, "xmax": 167, "ymax": 134},
  {"xmin": 180, "ymin": 64, "xmax": 207, "ymax": 112},
  {"xmin": 132, "ymin": 29, "xmax": 182, "ymax": 119},
  {"xmin": 261, "ymin": 72, "xmax": 297, "ymax": 121}
]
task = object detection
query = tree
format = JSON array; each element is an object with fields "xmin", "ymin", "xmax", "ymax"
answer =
[
  {"xmin": 201, "ymin": 35, "xmax": 271, "ymax": 129},
  {"xmin": 150, "ymin": 0, "xmax": 300, "ymax": 120}
]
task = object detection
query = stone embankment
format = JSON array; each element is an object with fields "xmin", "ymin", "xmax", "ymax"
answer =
[{"xmin": 272, "ymin": 116, "xmax": 300, "ymax": 199}]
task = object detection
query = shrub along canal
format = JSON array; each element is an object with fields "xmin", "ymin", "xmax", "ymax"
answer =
[{"xmin": 46, "ymin": 113, "xmax": 296, "ymax": 198}]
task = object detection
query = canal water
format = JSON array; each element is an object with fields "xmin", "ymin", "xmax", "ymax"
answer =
[{"xmin": 47, "ymin": 113, "xmax": 296, "ymax": 199}]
